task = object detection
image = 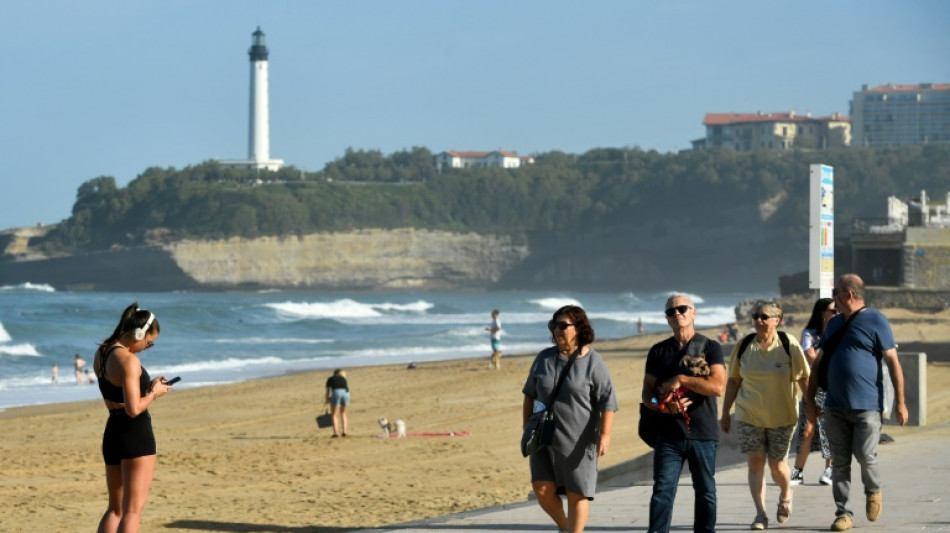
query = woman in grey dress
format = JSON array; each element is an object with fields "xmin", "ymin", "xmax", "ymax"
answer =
[{"xmin": 522, "ymin": 305, "xmax": 619, "ymax": 533}]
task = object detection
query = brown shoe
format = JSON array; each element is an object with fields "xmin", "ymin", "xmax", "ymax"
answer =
[
  {"xmin": 831, "ymin": 514, "xmax": 852, "ymax": 531},
  {"xmin": 866, "ymin": 491, "xmax": 882, "ymax": 521}
]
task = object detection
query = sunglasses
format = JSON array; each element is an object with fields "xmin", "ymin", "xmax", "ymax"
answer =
[
  {"xmin": 751, "ymin": 313, "xmax": 775, "ymax": 321},
  {"xmin": 548, "ymin": 320, "xmax": 575, "ymax": 331},
  {"xmin": 144, "ymin": 341, "xmax": 155, "ymax": 350},
  {"xmin": 664, "ymin": 305, "xmax": 692, "ymax": 317}
]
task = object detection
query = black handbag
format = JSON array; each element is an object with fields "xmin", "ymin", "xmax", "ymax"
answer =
[
  {"xmin": 521, "ymin": 348, "xmax": 579, "ymax": 457},
  {"xmin": 315, "ymin": 410, "xmax": 333, "ymax": 429}
]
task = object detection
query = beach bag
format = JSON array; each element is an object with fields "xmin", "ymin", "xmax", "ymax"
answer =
[
  {"xmin": 520, "ymin": 347, "xmax": 579, "ymax": 457},
  {"xmin": 315, "ymin": 410, "xmax": 333, "ymax": 429}
]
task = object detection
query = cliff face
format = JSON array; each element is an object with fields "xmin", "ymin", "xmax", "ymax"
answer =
[
  {"xmin": 168, "ymin": 228, "xmax": 529, "ymax": 290},
  {"xmin": 0, "ymin": 228, "xmax": 530, "ymax": 291}
]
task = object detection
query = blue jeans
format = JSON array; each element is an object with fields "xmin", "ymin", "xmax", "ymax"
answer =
[
  {"xmin": 649, "ymin": 434, "xmax": 717, "ymax": 533},
  {"xmin": 823, "ymin": 407, "xmax": 882, "ymax": 517}
]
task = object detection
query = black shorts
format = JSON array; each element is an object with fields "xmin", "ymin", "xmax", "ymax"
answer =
[{"xmin": 102, "ymin": 409, "xmax": 156, "ymax": 465}]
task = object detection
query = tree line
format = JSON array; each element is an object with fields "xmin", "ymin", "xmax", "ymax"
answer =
[{"xmin": 37, "ymin": 144, "xmax": 950, "ymax": 255}]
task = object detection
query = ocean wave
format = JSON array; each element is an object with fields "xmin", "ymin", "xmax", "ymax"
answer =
[
  {"xmin": 212, "ymin": 337, "xmax": 335, "ymax": 345},
  {"xmin": 0, "ymin": 343, "xmax": 40, "ymax": 357},
  {"xmin": 0, "ymin": 322, "xmax": 10, "ymax": 343},
  {"xmin": 264, "ymin": 299, "xmax": 434, "ymax": 320},
  {"xmin": 155, "ymin": 355, "xmax": 310, "ymax": 373},
  {"xmin": 0, "ymin": 282, "xmax": 56, "ymax": 293},
  {"xmin": 527, "ymin": 297, "xmax": 584, "ymax": 311}
]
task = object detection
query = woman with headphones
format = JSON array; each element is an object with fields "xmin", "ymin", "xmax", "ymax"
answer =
[{"xmin": 93, "ymin": 302, "xmax": 174, "ymax": 533}]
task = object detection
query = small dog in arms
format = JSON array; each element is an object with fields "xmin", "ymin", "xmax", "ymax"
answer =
[{"xmin": 378, "ymin": 417, "xmax": 407, "ymax": 438}]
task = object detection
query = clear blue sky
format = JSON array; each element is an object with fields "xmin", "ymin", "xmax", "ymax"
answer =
[{"xmin": 1, "ymin": 1, "xmax": 947, "ymax": 230}]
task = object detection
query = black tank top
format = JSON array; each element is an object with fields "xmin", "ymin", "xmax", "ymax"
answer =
[{"xmin": 97, "ymin": 345, "xmax": 152, "ymax": 404}]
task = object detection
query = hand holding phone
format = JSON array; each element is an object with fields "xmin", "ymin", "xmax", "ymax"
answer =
[{"xmin": 165, "ymin": 376, "xmax": 182, "ymax": 385}]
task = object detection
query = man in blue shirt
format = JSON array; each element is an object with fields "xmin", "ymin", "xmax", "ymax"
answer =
[{"xmin": 806, "ymin": 274, "xmax": 908, "ymax": 531}]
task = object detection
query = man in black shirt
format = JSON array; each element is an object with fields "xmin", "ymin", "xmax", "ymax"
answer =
[{"xmin": 641, "ymin": 294, "xmax": 726, "ymax": 533}]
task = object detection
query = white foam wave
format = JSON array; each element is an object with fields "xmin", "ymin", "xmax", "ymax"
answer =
[
  {"xmin": 157, "ymin": 355, "xmax": 295, "ymax": 373},
  {"xmin": 528, "ymin": 297, "xmax": 584, "ymax": 311},
  {"xmin": 0, "ymin": 322, "xmax": 10, "ymax": 343},
  {"xmin": 212, "ymin": 337, "xmax": 335, "ymax": 345},
  {"xmin": 0, "ymin": 282, "xmax": 56, "ymax": 292},
  {"xmin": 265, "ymin": 299, "xmax": 434, "ymax": 320},
  {"xmin": 0, "ymin": 344, "xmax": 40, "ymax": 357}
]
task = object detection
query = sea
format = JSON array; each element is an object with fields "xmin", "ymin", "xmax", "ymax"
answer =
[{"xmin": 0, "ymin": 283, "xmax": 769, "ymax": 410}]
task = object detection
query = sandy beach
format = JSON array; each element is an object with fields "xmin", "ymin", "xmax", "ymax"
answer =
[{"xmin": 2, "ymin": 308, "xmax": 948, "ymax": 532}]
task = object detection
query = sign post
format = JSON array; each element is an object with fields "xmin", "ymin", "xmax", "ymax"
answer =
[{"xmin": 809, "ymin": 164, "xmax": 835, "ymax": 298}]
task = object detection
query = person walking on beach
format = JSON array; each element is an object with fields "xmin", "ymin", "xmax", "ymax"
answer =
[
  {"xmin": 642, "ymin": 294, "xmax": 725, "ymax": 533},
  {"xmin": 487, "ymin": 309, "xmax": 502, "ymax": 369},
  {"xmin": 790, "ymin": 297, "xmax": 836, "ymax": 486},
  {"xmin": 522, "ymin": 305, "xmax": 618, "ymax": 533},
  {"xmin": 806, "ymin": 274, "xmax": 908, "ymax": 531},
  {"xmin": 51, "ymin": 362, "xmax": 59, "ymax": 384},
  {"xmin": 720, "ymin": 300, "xmax": 809, "ymax": 530},
  {"xmin": 325, "ymin": 369, "xmax": 350, "ymax": 437},
  {"xmin": 75, "ymin": 353, "xmax": 87, "ymax": 385},
  {"xmin": 93, "ymin": 303, "xmax": 174, "ymax": 533}
]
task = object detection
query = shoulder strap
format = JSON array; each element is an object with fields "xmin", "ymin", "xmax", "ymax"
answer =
[
  {"xmin": 545, "ymin": 347, "xmax": 581, "ymax": 410},
  {"xmin": 686, "ymin": 333, "xmax": 708, "ymax": 358},
  {"xmin": 97, "ymin": 345, "xmax": 122, "ymax": 379},
  {"xmin": 737, "ymin": 331, "xmax": 791, "ymax": 362}
]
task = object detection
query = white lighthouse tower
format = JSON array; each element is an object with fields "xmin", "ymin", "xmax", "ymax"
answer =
[{"xmin": 222, "ymin": 27, "xmax": 283, "ymax": 171}]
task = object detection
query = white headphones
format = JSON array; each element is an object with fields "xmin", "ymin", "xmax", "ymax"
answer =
[{"xmin": 133, "ymin": 311, "xmax": 155, "ymax": 341}]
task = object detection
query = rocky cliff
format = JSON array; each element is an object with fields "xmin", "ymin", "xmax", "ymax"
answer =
[{"xmin": 0, "ymin": 227, "xmax": 529, "ymax": 291}]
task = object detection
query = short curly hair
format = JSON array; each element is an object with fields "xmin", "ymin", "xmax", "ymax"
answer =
[{"xmin": 548, "ymin": 305, "xmax": 595, "ymax": 346}]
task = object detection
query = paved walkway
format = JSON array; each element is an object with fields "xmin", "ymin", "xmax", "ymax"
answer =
[{"xmin": 356, "ymin": 423, "xmax": 950, "ymax": 532}]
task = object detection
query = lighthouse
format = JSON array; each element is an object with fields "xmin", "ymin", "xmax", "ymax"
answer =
[{"xmin": 222, "ymin": 27, "xmax": 283, "ymax": 171}]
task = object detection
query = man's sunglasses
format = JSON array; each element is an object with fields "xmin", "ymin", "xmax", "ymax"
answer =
[
  {"xmin": 548, "ymin": 320, "xmax": 575, "ymax": 331},
  {"xmin": 664, "ymin": 305, "xmax": 692, "ymax": 317},
  {"xmin": 751, "ymin": 313, "xmax": 775, "ymax": 321}
]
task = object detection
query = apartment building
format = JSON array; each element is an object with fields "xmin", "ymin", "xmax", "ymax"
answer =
[
  {"xmin": 850, "ymin": 83, "xmax": 950, "ymax": 147},
  {"xmin": 692, "ymin": 111, "xmax": 851, "ymax": 152}
]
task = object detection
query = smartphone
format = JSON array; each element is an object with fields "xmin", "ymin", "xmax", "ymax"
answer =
[{"xmin": 166, "ymin": 376, "xmax": 182, "ymax": 385}]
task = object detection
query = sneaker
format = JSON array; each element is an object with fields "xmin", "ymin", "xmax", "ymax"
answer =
[
  {"xmin": 790, "ymin": 467, "xmax": 804, "ymax": 485},
  {"xmin": 831, "ymin": 514, "xmax": 853, "ymax": 531},
  {"xmin": 819, "ymin": 466, "xmax": 833, "ymax": 485},
  {"xmin": 866, "ymin": 491, "xmax": 882, "ymax": 521},
  {"xmin": 750, "ymin": 512, "xmax": 768, "ymax": 530}
]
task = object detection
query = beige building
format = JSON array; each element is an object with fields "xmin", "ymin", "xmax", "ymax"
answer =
[
  {"xmin": 693, "ymin": 111, "xmax": 851, "ymax": 152},
  {"xmin": 850, "ymin": 83, "xmax": 950, "ymax": 147}
]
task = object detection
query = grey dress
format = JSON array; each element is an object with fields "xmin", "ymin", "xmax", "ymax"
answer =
[{"xmin": 522, "ymin": 346, "xmax": 619, "ymax": 498}]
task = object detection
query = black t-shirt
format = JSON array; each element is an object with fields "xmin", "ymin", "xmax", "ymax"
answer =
[
  {"xmin": 644, "ymin": 335, "xmax": 724, "ymax": 441},
  {"xmin": 326, "ymin": 375, "xmax": 348, "ymax": 391}
]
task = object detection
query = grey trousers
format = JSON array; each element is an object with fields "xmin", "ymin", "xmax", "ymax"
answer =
[{"xmin": 823, "ymin": 407, "xmax": 882, "ymax": 517}]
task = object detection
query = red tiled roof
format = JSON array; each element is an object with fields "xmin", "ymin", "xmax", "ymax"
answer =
[
  {"xmin": 703, "ymin": 112, "xmax": 849, "ymax": 126},
  {"xmin": 864, "ymin": 83, "xmax": 950, "ymax": 92}
]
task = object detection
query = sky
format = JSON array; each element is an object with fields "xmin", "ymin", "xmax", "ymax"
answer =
[{"xmin": 1, "ymin": 1, "xmax": 948, "ymax": 230}]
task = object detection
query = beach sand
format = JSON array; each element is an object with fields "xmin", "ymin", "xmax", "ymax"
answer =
[{"xmin": 2, "ymin": 308, "xmax": 948, "ymax": 532}]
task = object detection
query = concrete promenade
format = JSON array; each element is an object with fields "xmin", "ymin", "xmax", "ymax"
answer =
[{"xmin": 357, "ymin": 423, "xmax": 950, "ymax": 532}]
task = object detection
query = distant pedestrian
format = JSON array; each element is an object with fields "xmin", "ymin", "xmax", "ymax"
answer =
[
  {"xmin": 637, "ymin": 316, "xmax": 645, "ymax": 336},
  {"xmin": 52, "ymin": 363, "xmax": 59, "ymax": 385},
  {"xmin": 806, "ymin": 274, "xmax": 907, "ymax": 531},
  {"xmin": 325, "ymin": 369, "xmax": 350, "ymax": 437},
  {"xmin": 487, "ymin": 309, "xmax": 502, "ymax": 369},
  {"xmin": 85, "ymin": 368, "xmax": 96, "ymax": 385},
  {"xmin": 74, "ymin": 354, "xmax": 86, "ymax": 385}
]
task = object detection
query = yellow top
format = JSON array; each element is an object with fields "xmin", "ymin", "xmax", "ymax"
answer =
[{"xmin": 727, "ymin": 332, "xmax": 809, "ymax": 428}]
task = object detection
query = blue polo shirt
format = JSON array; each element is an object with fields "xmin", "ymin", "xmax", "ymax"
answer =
[{"xmin": 819, "ymin": 308, "xmax": 896, "ymax": 411}]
